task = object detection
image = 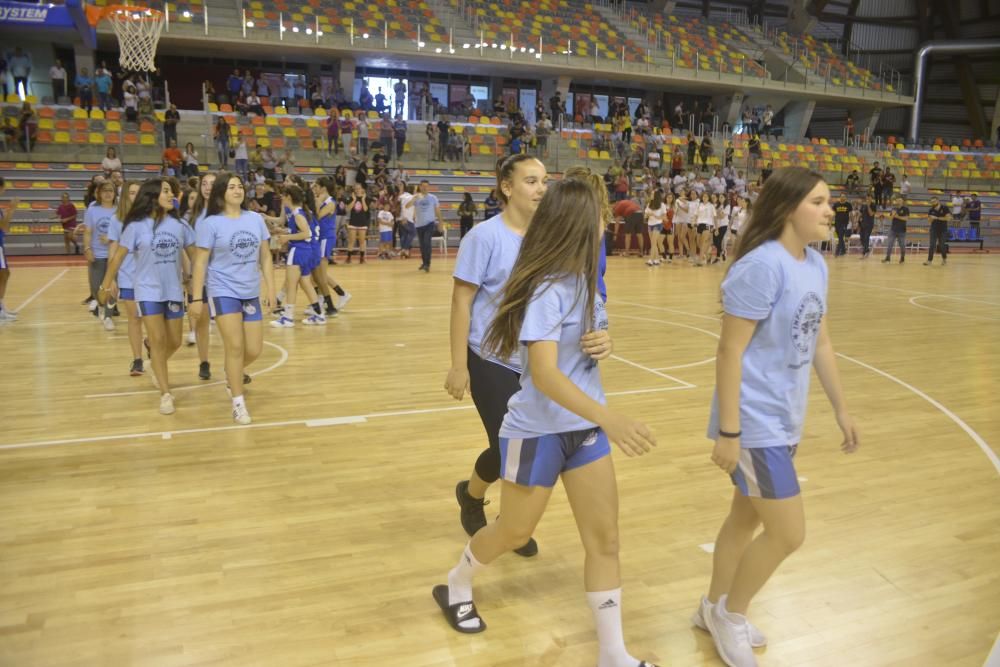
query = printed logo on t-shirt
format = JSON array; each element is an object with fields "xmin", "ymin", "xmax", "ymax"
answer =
[
  {"xmin": 593, "ymin": 298, "xmax": 609, "ymax": 332},
  {"xmin": 152, "ymin": 230, "xmax": 181, "ymax": 260},
  {"xmin": 96, "ymin": 216, "xmax": 112, "ymax": 236},
  {"xmin": 790, "ymin": 292, "xmax": 824, "ymax": 355},
  {"xmin": 229, "ymin": 229, "xmax": 259, "ymax": 260}
]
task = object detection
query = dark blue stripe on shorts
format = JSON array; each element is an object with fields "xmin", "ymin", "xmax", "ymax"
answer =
[{"xmin": 516, "ymin": 437, "xmax": 538, "ymax": 487}]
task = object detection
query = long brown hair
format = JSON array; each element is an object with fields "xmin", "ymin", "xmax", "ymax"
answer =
[
  {"xmin": 482, "ymin": 178, "xmax": 602, "ymax": 362},
  {"xmin": 563, "ymin": 165, "xmax": 612, "ymax": 227},
  {"xmin": 189, "ymin": 172, "xmax": 216, "ymax": 225},
  {"xmin": 115, "ymin": 180, "xmax": 135, "ymax": 221},
  {"xmin": 727, "ymin": 167, "xmax": 824, "ymax": 272}
]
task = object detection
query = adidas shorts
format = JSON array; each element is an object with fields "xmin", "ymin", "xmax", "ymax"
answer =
[
  {"xmin": 731, "ymin": 445, "xmax": 800, "ymax": 499},
  {"xmin": 499, "ymin": 428, "xmax": 611, "ymax": 488}
]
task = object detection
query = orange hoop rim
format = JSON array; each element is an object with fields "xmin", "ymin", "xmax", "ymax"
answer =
[{"xmin": 85, "ymin": 4, "xmax": 163, "ymax": 28}]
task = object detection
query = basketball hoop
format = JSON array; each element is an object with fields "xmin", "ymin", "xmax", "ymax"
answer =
[{"xmin": 86, "ymin": 5, "xmax": 165, "ymax": 71}]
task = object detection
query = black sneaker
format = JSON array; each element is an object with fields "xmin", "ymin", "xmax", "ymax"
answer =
[
  {"xmin": 324, "ymin": 304, "xmax": 339, "ymax": 317},
  {"xmin": 513, "ymin": 538, "xmax": 539, "ymax": 558},
  {"xmin": 129, "ymin": 359, "xmax": 144, "ymax": 376},
  {"xmin": 243, "ymin": 373, "xmax": 252, "ymax": 385},
  {"xmin": 199, "ymin": 361, "xmax": 211, "ymax": 380},
  {"xmin": 109, "ymin": 305, "xmax": 120, "ymax": 317},
  {"xmin": 455, "ymin": 480, "xmax": 488, "ymax": 537}
]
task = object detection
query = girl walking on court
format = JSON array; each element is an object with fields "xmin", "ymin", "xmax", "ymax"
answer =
[
  {"xmin": 185, "ymin": 172, "xmax": 216, "ymax": 379},
  {"xmin": 269, "ymin": 184, "xmax": 324, "ymax": 327},
  {"xmin": 189, "ymin": 172, "xmax": 276, "ymax": 425},
  {"xmin": 105, "ymin": 180, "xmax": 144, "ymax": 374},
  {"xmin": 84, "ymin": 180, "xmax": 118, "ymax": 327},
  {"xmin": 435, "ymin": 178, "xmax": 657, "ymax": 667},
  {"xmin": 697, "ymin": 167, "xmax": 859, "ymax": 667},
  {"xmin": 99, "ymin": 179, "xmax": 195, "ymax": 416},
  {"xmin": 644, "ymin": 188, "xmax": 667, "ymax": 266},
  {"xmin": 0, "ymin": 177, "xmax": 19, "ymax": 321},
  {"xmin": 312, "ymin": 178, "xmax": 351, "ymax": 313}
]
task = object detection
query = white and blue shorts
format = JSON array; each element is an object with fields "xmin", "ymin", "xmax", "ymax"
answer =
[
  {"xmin": 210, "ymin": 295, "xmax": 262, "ymax": 322},
  {"xmin": 731, "ymin": 445, "xmax": 800, "ymax": 499},
  {"xmin": 319, "ymin": 236, "xmax": 337, "ymax": 260},
  {"xmin": 499, "ymin": 428, "xmax": 611, "ymax": 488},
  {"xmin": 0, "ymin": 245, "xmax": 7, "ymax": 270},
  {"xmin": 118, "ymin": 287, "xmax": 135, "ymax": 301},
  {"xmin": 137, "ymin": 300, "xmax": 185, "ymax": 320}
]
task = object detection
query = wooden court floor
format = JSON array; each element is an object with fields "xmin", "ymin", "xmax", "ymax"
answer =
[{"xmin": 1, "ymin": 252, "xmax": 998, "ymax": 667}]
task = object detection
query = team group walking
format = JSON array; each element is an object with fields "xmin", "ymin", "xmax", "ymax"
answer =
[{"xmin": 2, "ymin": 156, "xmax": 864, "ymax": 666}]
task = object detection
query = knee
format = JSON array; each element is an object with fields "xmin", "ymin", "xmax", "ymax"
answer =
[
  {"xmin": 494, "ymin": 516, "xmax": 537, "ymax": 551},
  {"xmin": 767, "ymin": 523, "xmax": 805, "ymax": 556},
  {"xmin": 582, "ymin": 524, "xmax": 620, "ymax": 560},
  {"xmin": 244, "ymin": 342, "xmax": 262, "ymax": 362},
  {"xmin": 227, "ymin": 339, "xmax": 246, "ymax": 360}
]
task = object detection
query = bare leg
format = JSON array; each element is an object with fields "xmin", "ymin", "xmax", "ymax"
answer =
[{"xmin": 707, "ymin": 490, "xmax": 761, "ymax": 603}]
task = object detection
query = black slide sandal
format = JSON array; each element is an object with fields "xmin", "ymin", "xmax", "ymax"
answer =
[{"xmin": 432, "ymin": 585, "xmax": 486, "ymax": 634}]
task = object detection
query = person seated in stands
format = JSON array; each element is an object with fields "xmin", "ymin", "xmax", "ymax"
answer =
[
  {"xmin": 2, "ymin": 116, "xmax": 15, "ymax": 148},
  {"xmin": 590, "ymin": 99, "xmax": 601, "ymax": 124},
  {"xmin": 310, "ymin": 83, "xmax": 324, "ymax": 110},
  {"xmin": 162, "ymin": 139, "xmax": 183, "ymax": 177},
  {"xmin": 846, "ymin": 169, "xmax": 861, "ymax": 194},
  {"xmin": 17, "ymin": 102, "xmax": 37, "ymax": 151},
  {"xmin": 202, "ymin": 80, "xmax": 216, "ymax": 104},
  {"xmin": 491, "ymin": 97, "xmax": 505, "ymax": 114},
  {"xmin": 635, "ymin": 115, "xmax": 651, "ymax": 136},
  {"xmin": 246, "ymin": 92, "xmax": 266, "ymax": 117},
  {"xmin": 137, "ymin": 96, "xmax": 155, "ymax": 124},
  {"xmin": 234, "ymin": 91, "xmax": 249, "ymax": 116}
]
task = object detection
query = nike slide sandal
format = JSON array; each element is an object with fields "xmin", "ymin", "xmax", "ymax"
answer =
[{"xmin": 432, "ymin": 584, "xmax": 486, "ymax": 634}]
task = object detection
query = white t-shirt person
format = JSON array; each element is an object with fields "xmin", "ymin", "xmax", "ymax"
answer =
[{"xmin": 644, "ymin": 203, "xmax": 667, "ymax": 228}]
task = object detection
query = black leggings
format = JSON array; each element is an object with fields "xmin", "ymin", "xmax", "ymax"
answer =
[{"xmin": 468, "ymin": 346, "xmax": 521, "ymax": 484}]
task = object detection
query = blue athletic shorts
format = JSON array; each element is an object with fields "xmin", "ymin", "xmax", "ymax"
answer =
[
  {"xmin": 648, "ymin": 224, "xmax": 663, "ymax": 233},
  {"xmin": 118, "ymin": 287, "xmax": 135, "ymax": 301},
  {"xmin": 319, "ymin": 236, "xmax": 337, "ymax": 260},
  {"xmin": 287, "ymin": 245, "xmax": 316, "ymax": 273},
  {"xmin": 136, "ymin": 300, "xmax": 185, "ymax": 320},
  {"xmin": 379, "ymin": 231, "xmax": 392, "ymax": 243},
  {"xmin": 211, "ymin": 295, "xmax": 263, "ymax": 322},
  {"xmin": 499, "ymin": 428, "xmax": 611, "ymax": 488},
  {"xmin": 731, "ymin": 445, "xmax": 800, "ymax": 499}
]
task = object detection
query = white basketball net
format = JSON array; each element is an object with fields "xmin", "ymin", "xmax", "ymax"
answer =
[{"xmin": 106, "ymin": 8, "xmax": 165, "ymax": 71}]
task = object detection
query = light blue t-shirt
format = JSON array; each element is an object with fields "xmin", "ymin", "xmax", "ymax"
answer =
[
  {"xmin": 500, "ymin": 276, "xmax": 609, "ymax": 438},
  {"xmin": 119, "ymin": 216, "xmax": 195, "ymax": 303},
  {"xmin": 105, "ymin": 215, "xmax": 136, "ymax": 290},
  {"xmin": 196, "ymin": 211, "xmax": 270, "ymax": 299},
  {"xmin": 454, "ymin": 214, "xmax": 524, "ymax": 370},
  {"xmin": 84, "ymin": 204, "xmax": 116, "ymax": 259},
  {"xmin": 707, "ymin": 240, "xmax": 828, "ymax": 448},
  {"xmin": 413, "ymin": 193, "xmax": 439, "ymax": 227}
]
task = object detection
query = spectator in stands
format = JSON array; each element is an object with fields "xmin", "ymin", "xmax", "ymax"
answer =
[
  {"xmin": 293, "ymin": 79, "xmax": 306, "ymax": 103},
  {"xmin": 249, "ymin": 144, "xmax": 263, "ymax": 174},
  {"xmin": 734, "ymin": 170, "xmax": 748, "ymax": 197},
  {"xmin": 94, "ymin": 66, "xmax": 112, "ymax": 112},
  {"xmin": 17, "ymin": 102, "xmax": 36, "ymax": 151},
  {"xmin": 214, "ymin": 116, "xmax": 231, "ymax": 169},
  {"xmin": 246, "ymin": 92, "xmax": 265, "ymax": 117},
  {"xmin": 845, "ymin": 169, "xmax": 860, "ymax": 194},
  {"xmin": 8, "ymin": 47, "xmax": 31, "ymax": 98},
  {"xmin": 182, "ymin": 142, "xmax": 199, "ymax": 177},
  {"xmin": 162, "ymin": 103, "xmax": 180, "ymax": 146},
  {"xmin": 950, "ymin": 191, "xmax": 964, "ymax": 222},
  {"xmin": 233, "ymin": 91, "xmax": 249, "ymax": 117},
  {"xmin": 122, "ymin": 84, "xmax": 138, "ymax": 123},
  {"xmin": 325, "ymin": 112, "xmax": 340, "ymax": 156},
  {"xmin": 339, "ymin": 113, "xmax": 354, "ymax": 156},
  {"xmin": 1, "ymin": 116, "xmax": 14, "ymax": 149},
  {"xmin": 747, "ymin": 133, "xmax": 761, "ymax": 165},
  {"xmin": 75, "ymin": 67, "xmax": 93, "ymax": 113},
  {"xmin": 881, "ymin": 167, "xmax": 895, "ymax": 209},
  {"xmin": 925, "ymin": 196, "xmax": 950, "ymax": 265},
  {"xmin": 967, "ymin": 193, "xmax": 981, "ymax": 234},
  {"xmin": 234, "ymin": 137, "xmax": 249, "ymax": 182},
  {"xmin": 883, "ymin": 196, "xmax": 909, "ymax": 264},
  {"xmin": 226, "ymin": 69, "xmax": 242, "ymax": 101},
  {"xmin": 242, "ymin": 71, "xmax": 254, "ymax": 97},
  {"xmin": 393, "ymin": 115, "xmax": 407, "ymax": 160},
  {"xmin": 277, "ymin": 148, "xmax": 295, "ymax": 183},
  {"xmin": 259, "ymin": 146, "xmax": 277, "ymax": 180},
  {"xmin": 549, "ymin": 91, "xmax": 563, "ymax": 124},
  {"xmin": 708, "ymin": 169, "xmax": 726, "ymax": 196},
  {"xmin": 393, "ymin": 80, "xmax": 406, "ymax": 116},
  {"xmin": 137, "ymin": 96, "xmax": 155, "ymax": 124},
  {"xmin": 699, "ymin": 136, "xmax": 713, "ymax": 171},
  {"xmin": 675, "ymin": 101, "xmax": 686, "ymax": 128},
  {"xmin": 457, "ymin": 192, "xmax": 476, "ymax": 239},
  {"xmin": 162, "ymin": 139, "xmax": 182, "ymax": 176},
  {"xmin": 359, "ymin": 82, "xmax": 373, "ymax": 110},
  {"xmin": 686, "ymin": 133, "xmax": 697, "ymax": 167},
  {"xmin": 357, "ymin": 113, "xmax": 370, "ymax": 156},
  {"xmin": 761, "ymin": 104, "xmax": 774, "ymax": 137},
  {"xmin": 900, "ymin": 173, "xmax": 911, "ymax": 197},
  {"xmin": 49, "ymin": 59, "xmax": 67, "ymax": 100},
  {"xmin": 101, "ymin": 147, "xmax": 122, "ymax": 178},
  {"xmin": 378, "ymin": 114, "xmax": 393, "ymax": 154},
  {"xmin": 724, "ymin": 140, "xmax": 734, "ymax": 168},
  {"xmin": 374, "ymin": 88, "xmax": 387, "ymax": 115},
  {"xmin": 760, "ymin": 161, "xmax": 773, "ymax": 183},
  {"xmin": 202, "ymin": 80, "xmax": 215, "ymax": 104},
  {"xmin": 868, "ymin": 161, "xmax": 882, "ymax": 205},
  {"xmin": 54, "ymin": 192, "xmax": 79, "ymax": 255},
  {"xmin": 845, "ymin": 113, "xmax": 855, "ymax": 142}
]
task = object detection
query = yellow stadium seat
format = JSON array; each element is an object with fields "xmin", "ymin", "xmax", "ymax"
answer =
[
  {"xmin": 140, "ymin": 134, "xmax": 155, "ymax": 145},
  {"xmin": 72, "ymin": 108, "xmax": 89, "ymax": 119}
]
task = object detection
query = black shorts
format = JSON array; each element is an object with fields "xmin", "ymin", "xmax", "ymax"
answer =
[
  {"xmin": 624, "ymin": 211, "xmax": 644, "ymax": 234},
  {"xmin": 697, "ymin": 223, "xmax": 709, "ymax": 234}
]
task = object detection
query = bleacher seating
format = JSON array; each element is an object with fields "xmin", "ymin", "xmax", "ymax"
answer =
[
  {"xmin": 243, "ymin": 0, "xmax": 440, "ymax": 41},
  {"xmin": 624, "ymin": 13, "xmax": 766, "ymax": 77},
  {"xmin": 457, "ymin": 0, "xmax": 643, "ymax": 61}
]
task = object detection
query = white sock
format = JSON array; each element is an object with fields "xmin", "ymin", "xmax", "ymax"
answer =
[
  {"xmin": 446, "ymin": 544, "xmax": 485, "ymax": 630},
  {"xmin": 717, "ymin": 594, "xmax": 749, "ymax": 625},
  {"xmin": 232, "ymin": 394, "xmax": 246, "ymax": 408},
  {"xmin": 587, "ymin": 588, "xmax": 637, "ymax": 667},
  {"xmin": 282, "ymin": 304, "xmax": 294, "ymax": 319}
]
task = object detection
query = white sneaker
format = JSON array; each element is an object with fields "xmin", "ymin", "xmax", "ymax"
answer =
[
  {"xmin": 159, "ymin": 393, "xmax": 176, "ymax": 415},
  {"xmin": 646, "ymin": 259, "xmax": 655, "ymax": 266},
  {"xmin": 87, "ymin": 299, "xmax": 98, "ymax": 313},
  {"xmin": 692, "ymin": 596, "xmax": 766, "ymax": 647},
  {"xmin": 0, "ymin": 308, "xmax": 17, "ymax": 321},
  {"xmin": 270, "ymin": 316, "xmax": 295, "ymax": 328},
  {"xmin": 186, "ymin": 330, "xmax": 197, "ymax": 346},
  {"xmin": 705, "ymin": 595, "xmax": 758, "ymax": 667},
  {"xmin": 302, "ymin": 313, "xmax": 327, "ymax": 325},
  {"xmin": 337, "ymin": 292, "xmax": 352, "ymax": 310},
  {"xmin": 232, "ymin": 401, "xmax": 251, "ymax": 425},
  {"xmin": 654, "ymin": 259, "xmax": 662, "ymax": 265},
  {"xmin": 103, "ymin": 316, "xmax": 115, "ymax": 331}
]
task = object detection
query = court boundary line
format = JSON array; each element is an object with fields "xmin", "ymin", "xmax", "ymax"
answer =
[
  {"xmin": 12, "ymin": 268, "xmax": 69, "ymax": 312},
  {"xmin": 907, "ymin": 295, "xmax": 1000, "ymax": 322},
  {"xmin": 613, "ymin": 299, "xmax": 722, "ymax": 322},
  {"xmin": 609, "ymin": 354, "xmax": 696, "ymax": 388},
  {"xmin": 0, "ymin": 385, "xmax": 694, "ymax": 451},
  {"xmin": 83, "ymin": 341, "xmax": 290, "ymax": 398}
]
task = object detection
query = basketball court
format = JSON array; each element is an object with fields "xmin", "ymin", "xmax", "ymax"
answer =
[{"xmin": 1, "ymin": 254, "xmax": 997, "ymax": 666}]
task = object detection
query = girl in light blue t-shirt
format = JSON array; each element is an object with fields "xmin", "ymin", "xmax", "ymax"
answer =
[
  {"xmin": 435, "ymin": 178, "xmax": 658, "ymax": 667},
  {"xmin": 99, "ymin": 179, "xmax": 193, "ymax": 417},
  {"xmin": 105, "ymin": 181, "xmax": 143, "ymax": 375},
  {"xmin": 697, "ymin": 167, "xmax": 860, "ymax": 667}
]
